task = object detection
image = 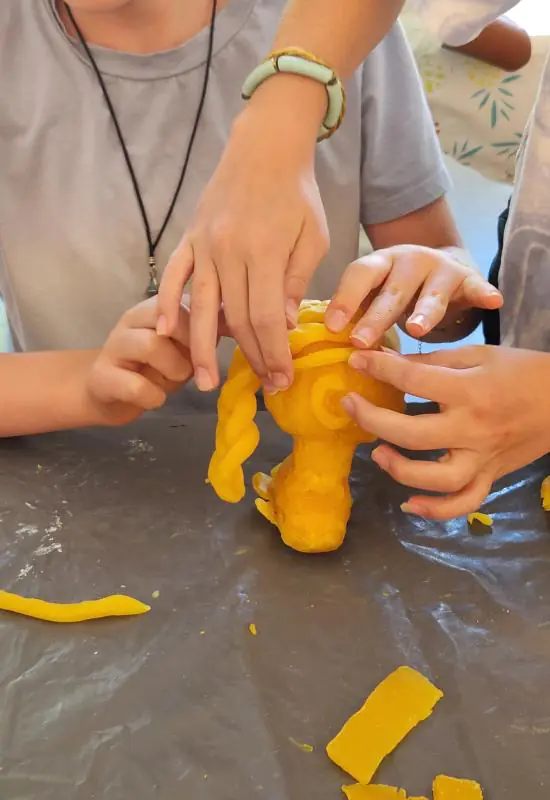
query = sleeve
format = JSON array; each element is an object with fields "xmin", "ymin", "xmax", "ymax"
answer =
[
  {"xmin": 359, "ymin": 23, "xmax": 451, "ymax": 228},
  {"xmin": 413, "ymin": 0, "xmax": 522, "ymax": 46}
]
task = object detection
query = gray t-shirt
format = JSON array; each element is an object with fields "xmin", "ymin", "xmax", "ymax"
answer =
[{"xmin": 0, "ymin": 0, "xmax": 449, "ymax": 354}]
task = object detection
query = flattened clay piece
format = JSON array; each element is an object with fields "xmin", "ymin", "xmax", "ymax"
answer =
[
  {"xmin": 541, "ymin": 476, "xmax": 550, "ymax": 511},
  {"xmin": 0, "ymin": 589, "xmax": 150, "ymax": 623},
  {"xmin": 433, "ymin": 775, "xmax": 483, "ymax": 799},
  {"xmin": 342, "ymin": 784, "xmax": 407, "ymax": 799},
  {"xmin": 327, "ymin": 666, "xmax": 443, "ymax": 784}
]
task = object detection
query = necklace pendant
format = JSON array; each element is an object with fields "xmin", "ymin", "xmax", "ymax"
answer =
[{"xmin": 146, "ymin": 255, "xmax": 158, "ymax": 298}]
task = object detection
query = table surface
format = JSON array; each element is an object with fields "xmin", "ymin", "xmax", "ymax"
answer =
[{"xmin": 0, "ymin": 395, "xmax": 549, "ymax": 800}]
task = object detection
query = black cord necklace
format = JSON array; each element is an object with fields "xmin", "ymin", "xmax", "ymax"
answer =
[{"xmin": 65, "ymin": 1, "xmax": 218, "ymax": 297}]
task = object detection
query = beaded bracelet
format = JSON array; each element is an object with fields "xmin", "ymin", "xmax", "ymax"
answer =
[{"xmin": 241, "ymin": 47, "xmax": 346, "ymax": 141}]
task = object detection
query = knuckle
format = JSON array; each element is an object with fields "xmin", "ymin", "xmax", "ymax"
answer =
[
  {"xmin": 445, "ymin": 470, "xmax": 470, "ymax": 494},
  {"xmin": 127, "ymin": 375, "xmax": 146, "ymax": 404},
  {"xmin": 209, "ymin": 220, "xmax": 237, "ymax": 257},
  {"xmin": 226, "ymin": 319, "xmax": 249, "ymax": 341},
  {"xmin": 286, "ymin": 273, "xmax": 309, "ymax": 296},
  {"xmin": 251, "ymin": 309, "xmax": 283, "ymax": 332},
  {"xmin": 141, "ymin": 330, "xmax": 159, "ymax": 360}
]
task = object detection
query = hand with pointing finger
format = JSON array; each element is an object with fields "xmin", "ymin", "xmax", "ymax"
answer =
[
  {"xmin": 341, "ymin": 345, "xmax": 550, "ymax": 521},
  {"xmin": 157, "ymin": 82, "xmax": 329, "ymax": 395},
  {"xmin": 325, "ymin": 245, "xmax": 502, "ymax": 347}
]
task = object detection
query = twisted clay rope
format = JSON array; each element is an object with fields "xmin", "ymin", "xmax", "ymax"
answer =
[{"xmin": 208, "ymin": 354, "xmax": 261, "ymax": 503}]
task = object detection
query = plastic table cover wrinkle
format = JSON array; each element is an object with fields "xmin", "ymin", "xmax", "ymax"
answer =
[{"xmin": 0, "ymin": 394, "xmax": 549, "ymax": 800}]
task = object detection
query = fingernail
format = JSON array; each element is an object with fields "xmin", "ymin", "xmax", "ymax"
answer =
[
  {"xmin": 326, "ymin": 309, "xmax": 348, "ymax": 332},
  {"xmin": 349, "ymin": 351, "xmax": 369, "ymax": 370},
  {"xmin": 157, "ymin": 315, "xmax": 168, "ymax": 336},
  {"xmin": 285, "ymin": 300, "xmax": 299, "ymax": 328},
  {"xmin": 341, "ymin": 394, "xmax": 355, "ymax": 414},
  {"xmin": 195, "ymin": 367, "xmax": 215, "ymax": 392},
  {"xmin": 401, "ymin": 501, "xmax": 425, "ymax": 517},
  {"xmin": 352, "ymin": 327, "xmax": 374, "ymax": 346},
  {"xmin": 269, "ymin": 372, "xmax": 290, "ymax": 390},
  {"xmin": 408, "ymin": 314, "xmax": 426, "ymax": 332},
  {"xmin": 372, "ymin": 448, "xmax": 388, "ymax": 470},
  {"xmin": 263, "ymin": 381, "xmax": 279, "ymax": 396}
]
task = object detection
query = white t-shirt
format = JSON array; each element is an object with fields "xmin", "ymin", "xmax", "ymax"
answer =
[
  {"xmin": 417, "ymin": 0, "xmax": 550, "ymax": 351},
  {"xmin": 0, "ymin": 0, "xmax": 449, "ymax": 353}
]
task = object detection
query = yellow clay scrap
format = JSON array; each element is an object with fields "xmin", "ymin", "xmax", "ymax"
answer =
[
  {"xmin": 342, "ymin": 785, "xmax": 407, "ymax": 799},
  {"xmin": 541, "ymin": 476, "xmax": 550, "ymax": 511},
  {"xmin": 0, "ymin": 589, "xmax": 150, "ymax": 623},
  {"xmin": 327, "ymin": 666, "xmax": 443, "ymax": 785},
  {"xmin": 248, "ymin": 623, "xmax": 257, "ymax": 636},
  {"xmin": 466, "ymin": 513, "xmax": 493, "ymax": 527},
  {"xmin": 208, "ymin": 299, "xmax": 404, "ymax": 553},
  {"xmin": 288, "ymin": 737, "xmax": 314, "ymax": 753},
  {"xmin": 433, "ymin": 775, "xmax": 483, "ymax": 799}
]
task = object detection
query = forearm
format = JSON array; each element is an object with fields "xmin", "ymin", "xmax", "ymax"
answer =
[
  {"xmin": 444, "ymin": 17, "xmax": 531, "ymax": 72},
  {"xmin": 240, "ymin": 0, "xmax": 405, "ymax": 140},
  {"xmin": 0, "ymin": 351, "xmax": 102, "ymax": 438},
  {"xmin": 273, "ymin": 0, "xmax": 405, "ymax": 77}
]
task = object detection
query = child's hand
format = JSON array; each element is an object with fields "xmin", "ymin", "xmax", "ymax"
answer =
[
  {"xmin": 86, "ymin": 297, "xmax": 193, "ymax": 426},
  {"xmin": 343, "ymin": 346, "xmax": 550, "ymax": 520},
  {"xmin": 325, "ymin": 245, "xmax": 502, "ymax": 346},
  {"xmin": 157, "ymin": 84, "xmax": 329, "ymax": 395}
]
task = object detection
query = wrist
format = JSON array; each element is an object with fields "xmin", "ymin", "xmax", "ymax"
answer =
[
  {"xmin": 236, "ymin": 73, "xmax": 326, "ymax": 146},
  {"xmin": 62, "ymin": 351, "xmax": 112, "ymax": 429}
]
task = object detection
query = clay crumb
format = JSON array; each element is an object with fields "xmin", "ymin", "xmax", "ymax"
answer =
[
  {"xmin": 467, "ymin": 512, "xmax": 493, "ymax": 527},
  {"xmin": 289, "ymin": 737, "xmax": 313, "ymax": 753}
]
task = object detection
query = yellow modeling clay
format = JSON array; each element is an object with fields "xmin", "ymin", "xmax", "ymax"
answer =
[
  {"xmin": 433, "ymin": 775, "xmax": 483, "ymax": 799},
  {"xmin": 248, "ymin": 623, "xmax": 257, "ymax": 636},
  {"xmin": 327, "ymin": 666, "xmax": 443, "ymax": 784},
  {"xmin": 342, "ymin": 785, "xmax": 407, "ymax": 799},
  {"xmin": 467, "ymin": 513, "xmax": 493, "ymax": 527},
  {"xmin": 0, "ymin": 589, "xmax": 150, "ymax": 623},
  {"xmin": 288, "ymin": 737, "xmax": 314, "ymax": 753},
  {"xmin": 209, "ymin": 300, "xmax": 404, "ymax": 553},
  {"xmin": 541, "ymin": 476, "xmax": 550, "ymax": 511}
]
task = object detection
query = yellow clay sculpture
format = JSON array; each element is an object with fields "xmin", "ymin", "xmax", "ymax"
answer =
[{"xmin": 208, "ymin": 300, "xmax": 404, "ymax": 553}]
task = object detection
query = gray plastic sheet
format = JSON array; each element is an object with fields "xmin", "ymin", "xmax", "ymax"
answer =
[{"xmin": 0, "ymin": 395, "xmax": 549, "ymax": 800}]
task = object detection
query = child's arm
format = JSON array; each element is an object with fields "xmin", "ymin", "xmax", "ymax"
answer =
[
  {"xmin": 324, "ymin": 23, "xmax": 501, "ymax": 348},
  {"xmin": 0, "ymin": 350, "xmax": 101, "ymax": 437},
  {"xmin": 0, "ymin": 298, "xmax": 193, "ymax": 439},
  {"xmin": 444, "ymin": 16, "xmax": 531, "ymax": 72},
  {"xmin": 157, "ymin": 1, "xmax": 407, "ymax": 394}
]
